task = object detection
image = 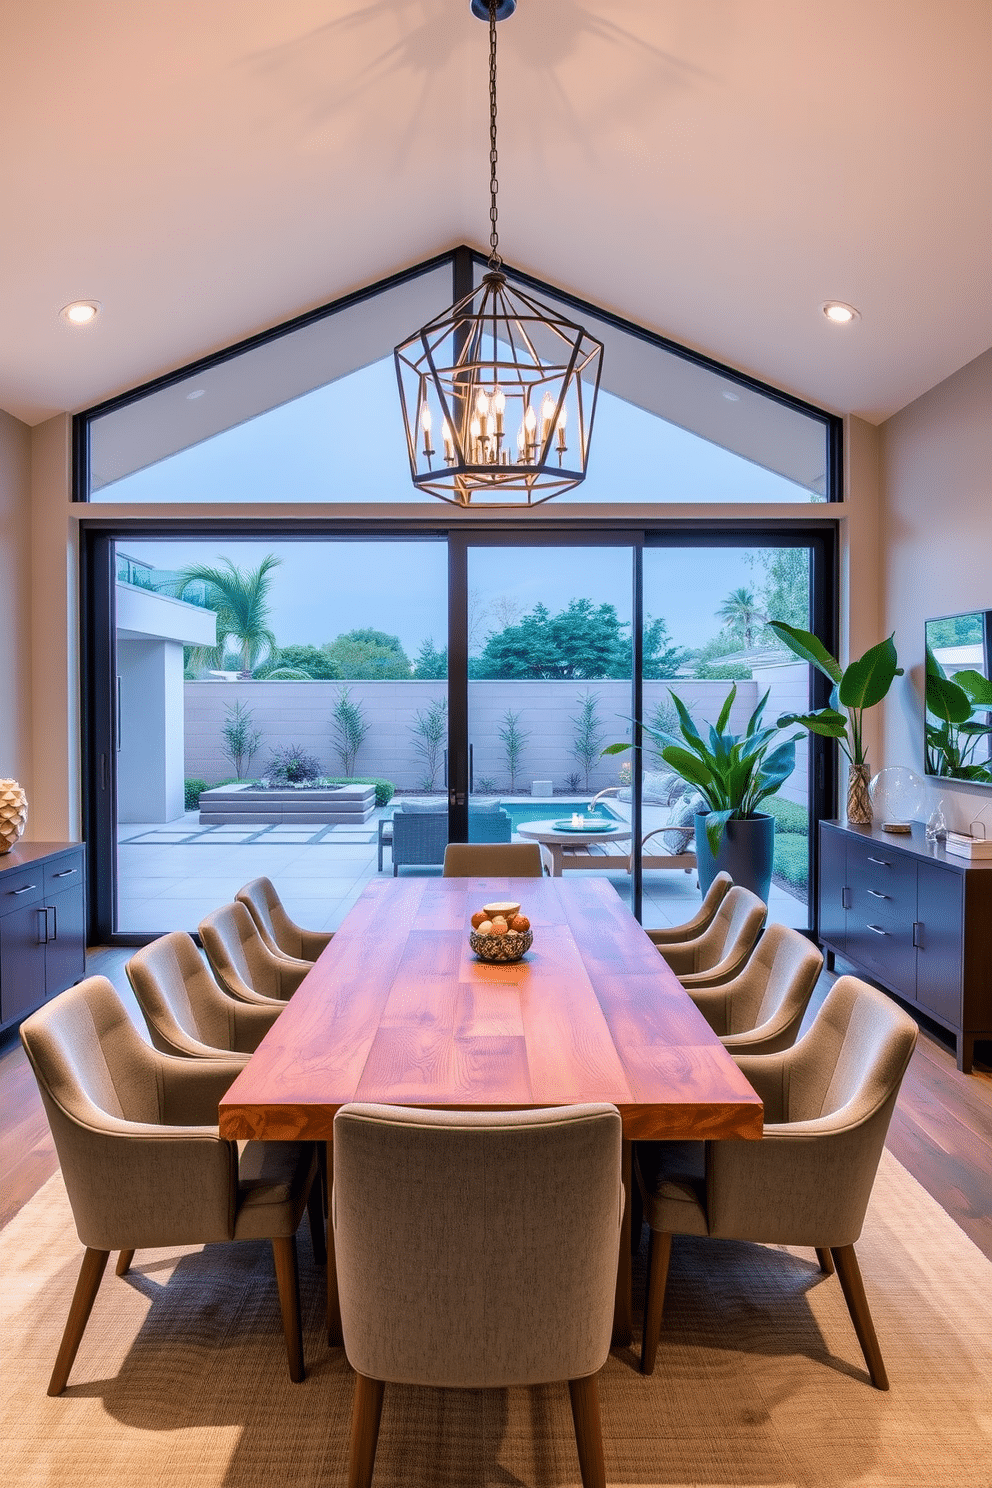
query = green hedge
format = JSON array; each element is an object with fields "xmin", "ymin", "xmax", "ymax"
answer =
[
  {"xmin": 323, "ymin": 776, "xmax": 395, "ymax": 808},
  {"xmin": 764, "ymin": 797, "xmax": 808, "ymax": 835},
  {"xmin": 773, "ymin": 833, "xmax": 809, "ymax": 892},
  {"xmin": 184, "ymin": 779, "xmax": 208, "ymax": 810}
]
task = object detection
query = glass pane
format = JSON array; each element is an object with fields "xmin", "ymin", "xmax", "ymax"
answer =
[
  {"xmin": 467, "ymin": 544, "xmax": 634, "ymax": 912},
  {"xmin": 114, "ymin": 537, "xmax": 447, "ymax": 932},
  {"xmin": 90, "ymin": 266, "xmax": 451, "ymax": 502},
  {"xmin": 641, "ymin": 545, "xmax": 813, "ymax": 930}
]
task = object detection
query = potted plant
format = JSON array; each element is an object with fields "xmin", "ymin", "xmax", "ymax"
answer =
[
  {"xmin": 925, "ymin": 644, "xmax": 992, "ymax": 782},
  {"xmin": 767, "ymin": 621, "xmax": 904, "ymax": 824},
  {"xmin": 603, "ymin": 685, "xmax": 800, "ymax": 901}
]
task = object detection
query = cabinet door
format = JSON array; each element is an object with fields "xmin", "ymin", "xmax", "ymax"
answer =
[
  {"xmin": 817, "ymin": 826, "xmax": 848, "ymax": 952},
  {"xmin": 0, "ymin": 902, "xmax": 48, "ymax": 1024},
  {"xmin": 44, "ymin": 886, "xmax": 87, "ymax": 998},
  {"xmin": 915, "ymin": 861, "xmax": 964, "ymax": 1026}
]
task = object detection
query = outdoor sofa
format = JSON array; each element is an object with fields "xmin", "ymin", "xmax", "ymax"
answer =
[{"xmin": 380, "ymin": 800, "xmax": 512, "ymax": 874}]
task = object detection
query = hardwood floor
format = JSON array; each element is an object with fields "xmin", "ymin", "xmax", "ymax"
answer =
[{"xmin": 2, "ymin": 948, "xmax": 990, "ymax": 1259}]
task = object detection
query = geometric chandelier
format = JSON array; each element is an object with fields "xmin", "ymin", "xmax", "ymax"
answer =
[{"xmin": 394, "ymin": 0, "xmax": 603, "ymax": 506}]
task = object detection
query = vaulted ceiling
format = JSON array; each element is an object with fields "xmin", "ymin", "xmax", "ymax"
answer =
[{"xmin": 2, "ymin": 0, "xmax": 990, "ymax": 426}]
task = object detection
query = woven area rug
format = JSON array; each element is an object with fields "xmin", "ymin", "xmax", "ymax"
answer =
[{"xmin": 2, "ymin": 1150, "xmax": 990, "ymax": 1488}]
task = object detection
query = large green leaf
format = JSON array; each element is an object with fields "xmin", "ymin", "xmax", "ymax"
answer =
[
  {"xmin": 925, "ymin": 642, "xmax": 947, "ymax": 679},
  {"xmin": 703, "ymin": 807, "xmax": 735, "ymax": 857},
  {"xmin": 767, "ymin": 621, "xmax": 843, "ymax": 685},
  {"xmin": 660, "ymin": 746, "xmax": 715, "ymax": 793},
  {"xmin": 668, "ymin": 690, "xmax": 707, "ymax": 753},
  {"xmin": 925, "ymin": 670, "xmax": 973, "ymax": 725},
  {"xmin": 601, "ymin": 741, "xmax": 632, "ymax": 756},
  {"xmin": 715, "ymin": 685, "xmax": 737, "ymax": 735},
  {"xmin": 952, "ymin": 669, "xmax": 992, "ymax": 706},
  {"xmin": 837, "ymin": 634, "xmax": 903, "ymax": 708},
  {"xmin": 777, "ymin": 707, "xmax": 848, "ymax": 738},
  {"xmin": 745, "ymin": 689, "xmax": 771, "ymax": 738}
]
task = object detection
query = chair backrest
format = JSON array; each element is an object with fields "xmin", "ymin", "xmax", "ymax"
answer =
[
  {"xmin": 467, "ymin": 804, "xmax": 513, "ymax": 844},
  {"xmin": 235, "ymin": 876, "xmax": 300, "ymax": 958},
  {"xmin": 127, "ymin": 931, "xmax": 242, "ymax": 1056},
  {"xmin": 784, "ymin": 975, "xmax": 919, "ymax": 1127},
  {"xmin": 199, "ymin": 902, "xmax": 298, "ymax": 1002},
  {"xmin": 333, "ymin": 1102, "xmax": 622, "ymax": 1390},
  {"xmin": 695, "ymin": 884, "xmax": 766, "ymax": 972},
  {"xmin": 442, "ymin": 841, "xmax": 545, "ymax": 877},
  {"xmin": 391, "ymin": 809, "xmax": 449, "ymax": 867},
  {"xmin": 722, "ymin": 922, "xmax": 823, "ymax": 1038}
]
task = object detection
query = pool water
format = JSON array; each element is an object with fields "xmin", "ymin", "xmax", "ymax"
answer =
[{"xmin": 495, "ymin": 800, "xmax": 624, "ymax": 831}]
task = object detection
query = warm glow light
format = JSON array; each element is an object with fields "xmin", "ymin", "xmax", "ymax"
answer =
[
  {"xmin": 420, "ymin": 403, "xmax": 432, "ymax": 432},
  {"xmin": 61, "ymin": 300, "xmax": 100, "ymax": 326},
  {"xmin": 822, "ymin": 301, "xmax": 859, "ymax": 323}
]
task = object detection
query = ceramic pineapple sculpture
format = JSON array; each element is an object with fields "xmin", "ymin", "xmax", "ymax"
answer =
[{"xmin": 0, "ymin": 779, "xmax": 28, "ymax": 853}]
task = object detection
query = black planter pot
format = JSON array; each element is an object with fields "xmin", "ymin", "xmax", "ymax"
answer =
[{"xmin": 694, "ymin": 811, "xmax": 775, "ymax": 904}]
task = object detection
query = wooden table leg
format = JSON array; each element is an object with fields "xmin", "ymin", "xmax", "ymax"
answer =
[
  {"xmin": 326, "ymin": 1140, "xmax": 343, "ymax": 1347},
  {"xmin": 550, "ymin": 845, "xmax": 564, "ymax": 876},
  {"xmin": 612, "ymin": 1138, "xmax": 633, "ymax": 1346}
]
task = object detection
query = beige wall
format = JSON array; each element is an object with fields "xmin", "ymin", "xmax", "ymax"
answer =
[
  {"xmin": 0, "ymin": 410, "xmax": 33, "ymax": 799},
  {"xmin": 880, "ymin": 348, "xmax": 992, "ymax": 831}
]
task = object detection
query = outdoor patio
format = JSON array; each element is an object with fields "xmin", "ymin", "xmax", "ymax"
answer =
[{"xmin": 117, "ymin": 801, "xmax": 807, "ymax": 934}]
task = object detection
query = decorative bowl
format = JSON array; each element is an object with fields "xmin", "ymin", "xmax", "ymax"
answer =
[{"xmin": 469, "ymin": 928, "xmax": 533, "ymax": 963}]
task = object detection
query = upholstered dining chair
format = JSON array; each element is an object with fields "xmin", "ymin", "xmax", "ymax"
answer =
[
  {"xmin": 126, "ymin": 931, "xmax": 282, "ymax": 1059},
  {"xmin": 235, "ymin": 876, "xmax": 333, "ymax": 963},
  {"xmin": 442, "ymin": 841, "xmax": 546, "ymax": 877},
  {"xmin": 654, "ymin": 884, "xmax": 767, "ymax": 989},
  {"xmin": 645, "ymin": 871, "xmax": 733, "ymax": 946},
  {"xmin": 19, "ymin": 976, "xmax": 324, "ymax": 1394},
  {"xmin": 685, "ymin": 922, "xmax": 823, "ymax": 1055},
  {"xmin": 635, "ymin": 975, "xmax": 919, "ymax": 1387},
  {"xmin": 333, "ymin": 1102, "xmax": 623, "ymax": 1488},
  {"xmin": 199, "ymin": 901, "xmax": 311, "ymax": 1005}
]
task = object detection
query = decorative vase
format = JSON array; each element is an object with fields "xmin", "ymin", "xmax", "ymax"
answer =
[
  {"xmin": 846, "ymin": 764, "xmax": 872, "ymax": 825},
  {"xmin": 0, "ymin": 779, "xmax": 28, "ymax": 854},
  {"xmin": 694, "ymin": 811, "xmax": 775, "ymax": 904}
]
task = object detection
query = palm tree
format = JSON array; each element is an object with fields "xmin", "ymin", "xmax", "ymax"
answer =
[
  {"xmin": 716, "ymin": 587, "xmax": 763, "ymax": 650},
  {"xmin": 175, "ymin": 555, "xmax": 281, "ymax": 676}
]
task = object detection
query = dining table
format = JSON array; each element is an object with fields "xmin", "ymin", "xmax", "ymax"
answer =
[{"xmin": 219, "ymin": 874, "xmax": 763, "ymax": 1348}]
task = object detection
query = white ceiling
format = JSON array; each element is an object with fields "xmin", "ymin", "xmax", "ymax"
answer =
[{"xmin": 2, "ymin": 0, "xmax": 991, "ymax": 428}]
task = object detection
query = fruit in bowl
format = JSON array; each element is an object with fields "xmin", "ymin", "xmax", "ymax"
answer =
[{"xmin": 469, "ymin": 903, "xmax": 533, "ymax": 963}]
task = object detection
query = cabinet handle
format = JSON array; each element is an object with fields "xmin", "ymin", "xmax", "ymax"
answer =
[
  {"xmin": 37, "ymin": 906, "xmax": 49, "ymax": 944},
  {"xmin": 841, "ymin": 886, "xmax": 852, "ymax": 909},
  {"xmin": 52, "ymin": 868, "xmax": 77, "ymax": 879},
  {"xmin": 913, "ymin": 921, "xmax": 924, "ymax": 948},
  {"xmin": 11, "ymin": 883, "xmax": 37, "ymax": 895},
  {"xmin": 867, "ymin": 856, "xmax": 890, "ymax": 867},
  {"xmin": 867, "ymin": 924, "xmax": 888, "ymax": 936},
  {"xmin": 48, "ymin": 904, "xmax": 58, "ymax": 940},
  {"xmin": 867, "ymin": 889, "xmax": 889, "ymax": 899}
]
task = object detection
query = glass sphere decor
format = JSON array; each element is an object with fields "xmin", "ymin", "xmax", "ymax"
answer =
[{"xmin": 868, "ymin": 767, "xmax": 926, "ymax": 831}]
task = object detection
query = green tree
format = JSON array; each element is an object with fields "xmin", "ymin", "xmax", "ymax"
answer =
[
  {"xmin": 412, "ymin": 637, "xmax": 448, "ymax": 679},
  {"xmin": 642, "ymin": 616, "xmax": 690, "ymax": 678},
  {"xmin": 715, "ymin": 587, "xmax": 762, "ymax": 649},
  {"xmin": 410, "ymin": 697, "xmax": 448, "ymax": 790},
  {"xmin": 174, "ymin": 554, "xmax": 281, "ymax": 677},
  {"xmin": 255, "ymin": 644, "xmax": 341, "ymax": 680},
  {"xmin": 330, "ymin": 686, "xmax": 369, "ymax": 775},
  {"xmin": 571, "ymin": 690, "xmax": 605, "ymax": 790},
  {"xmin": 748, "ymin": 549, "xmax": 810, "ymax": 638},
  {"xmin": 474, "ymin": 599, "xmax": 629, "ymax": 679},
  {"xmin": 498, "ymin": 709, "xmax": 530, "ymax": 792},
  {"xmin": 220, "ymin": 700, "xmax": 262, "ymax": 779},
  {"xmin": 322, "ymin": 628, "xmax": 411, "ymax": 680}
]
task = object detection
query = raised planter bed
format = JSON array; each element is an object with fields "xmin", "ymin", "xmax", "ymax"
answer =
[{"xmin": 198, "ymin": 782, "xmax": 375, "ymax": 825}]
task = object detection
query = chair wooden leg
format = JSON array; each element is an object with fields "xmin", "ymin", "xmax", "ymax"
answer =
[
  {"xmin": 347, "ymin": 1374, "xmax": 385, "ymax": 1488},
  {"xmin": 831, "ymin": 1244, "xmax": 888, "ymax": 1390},
  {"xmin": 271, "ymin": 1235, "xmax": 305, "ymax": 1383},
  {"xmin": 640, "ymin": 1229, "xmax": 672, "ymax": 1376},
  {"xmin": 307, "ymin": 1177, "xmax": 327, "ymax": 1268},
  {"xmin": 815, "ymin": 1246, "xmax": 834, "ymax": 1275},
  {"xmin": 116, "ymin": 1249, "xmax": 135, "ymax": 1277},
  {"xmin": 568, "ymin": 1374, "xmax": 606, "ymax": 1488},
  {"xmin": 48, "ymin": 1247, "xmax": 110, "ymax": 1396}
]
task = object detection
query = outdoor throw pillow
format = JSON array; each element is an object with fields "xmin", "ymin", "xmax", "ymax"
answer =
[
  {"xmin": 397, "ymin": 799, "xmax": 446, "ymax": 814},
  {"xmin": 656, "ymin": 794, "xmax": 703, "ymax": 855}
]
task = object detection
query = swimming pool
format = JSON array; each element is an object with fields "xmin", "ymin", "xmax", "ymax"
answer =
[{"xmin": 496, "ymin": 800, "xmax": 625, "ymax": 832}]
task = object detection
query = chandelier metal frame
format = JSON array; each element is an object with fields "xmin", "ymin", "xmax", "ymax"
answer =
[{"xmin": 394, "ymin": 0, "xmax": 603, "ymax": 507}]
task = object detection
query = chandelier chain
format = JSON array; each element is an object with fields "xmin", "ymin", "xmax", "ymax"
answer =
[{"xmin": 488, "ymin": 0, "xmax": 501, "ymax": 271}]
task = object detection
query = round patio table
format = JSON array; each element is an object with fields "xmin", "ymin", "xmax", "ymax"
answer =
[{"xmin": 517, "ymin": 818, "xmax": 632, "ymax": 876}]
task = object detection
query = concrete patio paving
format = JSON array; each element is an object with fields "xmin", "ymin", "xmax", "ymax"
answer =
[{"xmin": 118, "ymin": 806, "xmax": 807, "ymax": 934}]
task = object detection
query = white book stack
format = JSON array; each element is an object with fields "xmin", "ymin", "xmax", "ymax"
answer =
[{"xmin": 944, "ymin": 831, "xmax": 992, "ymax": 860}]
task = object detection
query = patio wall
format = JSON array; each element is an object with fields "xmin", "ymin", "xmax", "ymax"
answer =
[{"xmin": 182, "ymin": 675, "xmax": 806, "ymax": 797}]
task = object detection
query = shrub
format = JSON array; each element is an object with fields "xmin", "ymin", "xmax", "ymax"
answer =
[
  {"xmin": 410, "ymin": 698, "xmax": 447, "ymax": 790},
  {"xmin": 322, "ymin": 776, "xmax": 395, "ymax": 808},
  {"xmin": 498, "ymin": 710, "xmax": 530, "ymax": 793},
  {"xmin": 564, "ymin": 771, "xmax": 583, "ymax": 792},
  {"xmin": 764, "ymin": 796, "xmax": 809, "ymax": 835},
  {"xmin": 184, "ymin": 778, "xmax": 208, "ymax": 810},
  {"xmin": 264, "ymin": 745, "xmax": 323, "ymax": 785},
  {"xmin": 570, "ymin": 690, "xmax": 604, "ymax": 790},
  {"xmin": 221, "ymin": 700, "xmax": 262, "ymax": 778},
  {"xmin": 773, "ymin": 833, "xmax": 809, "ymax": 892},
  {"xmin": 331, "ymin": 686, "xmax": 369, "ymax": 775}
]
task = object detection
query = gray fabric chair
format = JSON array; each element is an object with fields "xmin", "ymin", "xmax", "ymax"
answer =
[
  {"xmin": 384, "ymin": 800, "xmax": 513, "ymax": 873},
  {"xmin": 235, "ymin": 876, "xmax": 333, "ymax": 963},
  {"xmin": 442, "ymin": 841, "xmax": 546, "ymax": 877},
  {"xmin": 199, "ymin": 901, "xmax": 311, "ymax": 1005},
  {"xmin": 655, "ymin": 884, "xmax": 767, "ymax": 989},
  {"xmin": 686, "ymin": 922, "xmax": 823, "ymax": 1055},
  {"xmin": 19, "ymin": 977, "xmax": 324, "ymax": 1394},
  {"xmin": 646, "ymin": 871, "xmax": 733, "ymax": 946},
  {"xmin": 333, "ymin": 1102, "xmax": 623, "ymax": 1488},
  {"xmin": 126, "ymin": 931, "xmax": 282, "ymax": 1060},
  {"xmin": 635, "ymin": 975, "xmax": 919, "ymax": 1387}
]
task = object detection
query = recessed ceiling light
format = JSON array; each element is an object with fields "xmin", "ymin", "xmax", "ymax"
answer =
[
  {"xmin": 186, "ymin": 388, "xmax": 206, "ymax": 400},
  {"xmin": 61, "ymin": 300, "xmax": 101, "ymax": 326},
  {"xmin": 822, "ymin": 301, "xmax": 860, "ymax": 324}
]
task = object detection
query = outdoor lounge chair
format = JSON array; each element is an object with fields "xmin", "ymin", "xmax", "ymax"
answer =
[{"xmin": 383, "ymin": 800, "xmax": 512, "ymax": 873}]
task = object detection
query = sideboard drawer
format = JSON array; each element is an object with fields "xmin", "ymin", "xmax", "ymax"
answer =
[{"xmin": 0, "ymin": 867, "xmax": 46, "ymax": 915}]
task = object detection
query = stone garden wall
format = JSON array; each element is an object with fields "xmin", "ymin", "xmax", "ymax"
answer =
[{"xmin": 183, "ymin": 670, "xmax": 808, "ymax": 802}]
